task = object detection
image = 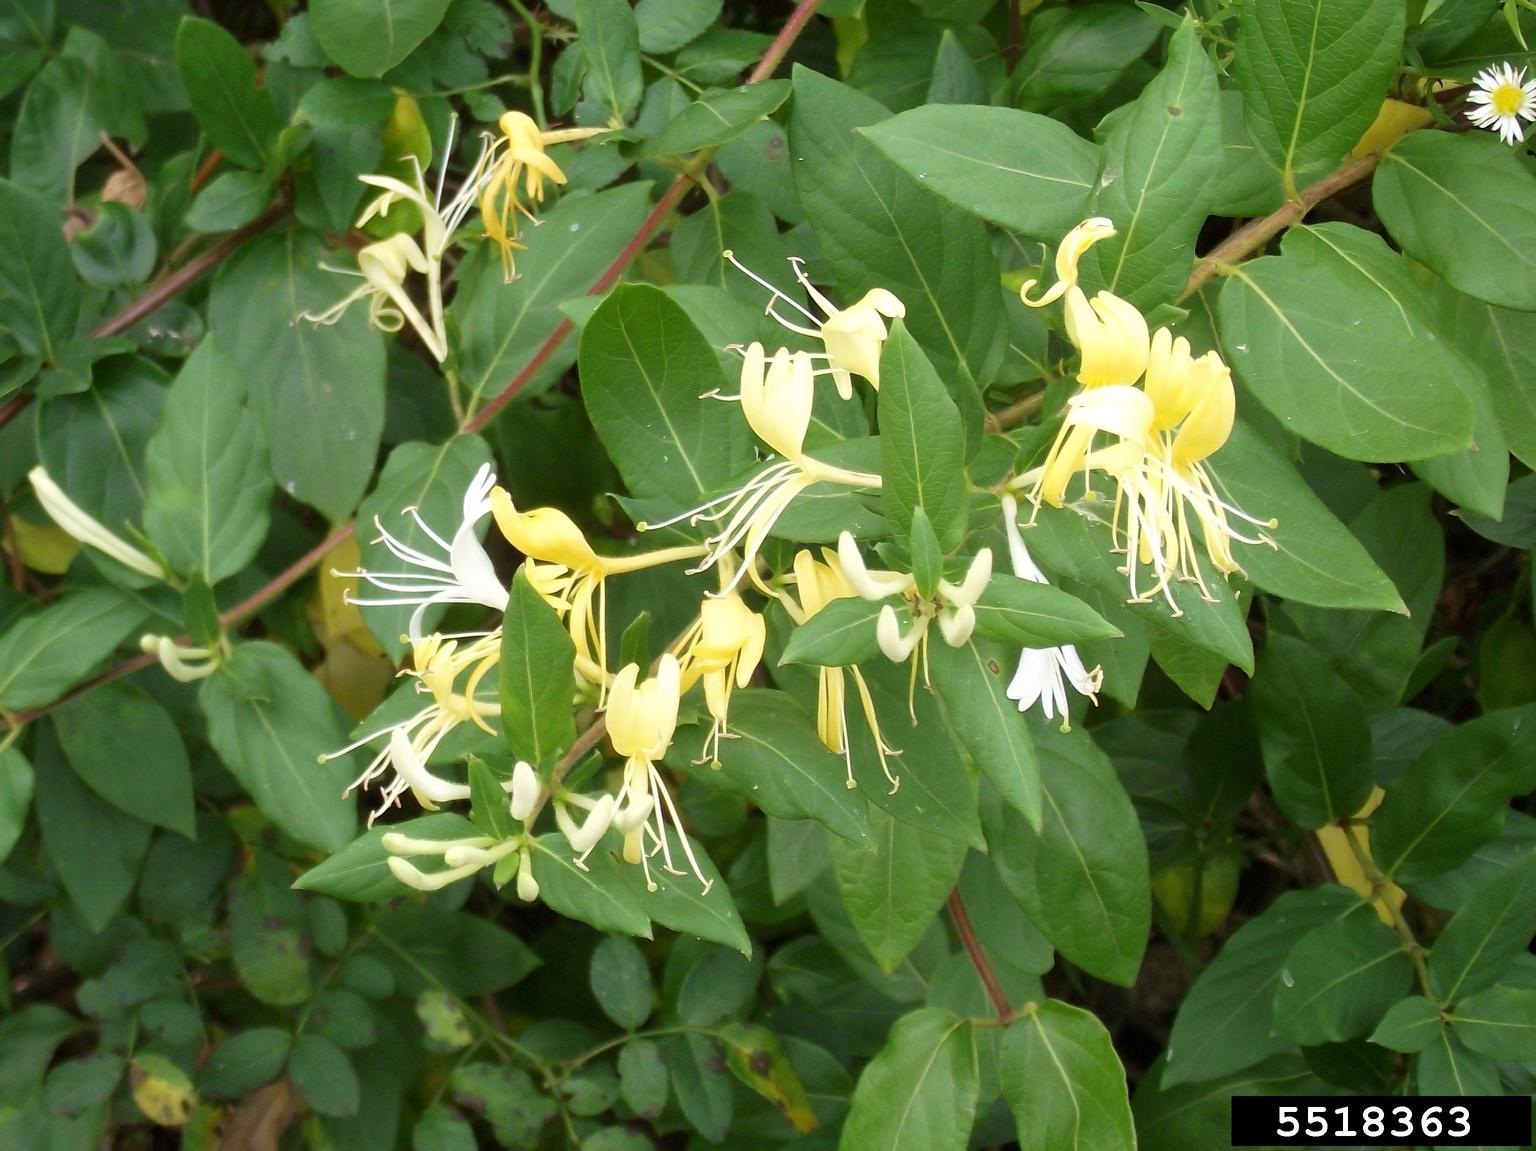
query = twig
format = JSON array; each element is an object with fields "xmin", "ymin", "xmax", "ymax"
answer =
[
  {"xmin": 1181, "ymin": 153, "xmax": 1382, "ymax": 300},
  {"xmin": 948, "ymin": 889, "xmax": 1013, "ymax": 1021}
]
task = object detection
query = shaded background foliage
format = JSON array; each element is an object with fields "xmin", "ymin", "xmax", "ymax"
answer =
[{"xmin": 0, "ymin": 0, "xmax": 1534, "ymax": 1149}]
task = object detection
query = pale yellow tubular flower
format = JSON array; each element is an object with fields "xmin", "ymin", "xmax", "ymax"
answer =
[
  {"xmin": 641, "ymin": 345, "xmax": 883, "ymax": 594},
  {"xmin": 606, "ymin": 655, "xmax": 711, "ymax": 892},
  {"xmin": 776, "ymin": 549, "xmax": 901, "ymax": 792},
  {"xmin": 319, "ymin": 630, "xmax": 505, "ymax": 822},
  {"xmin": 723, "ymin": 251, "xmax": 905, "ymax": 397},
  {"xmin": 678, "ymin": 589, "xmax": 766, "ymax": 765},
  {"xmin": 382, "ymin": 828, "xmax": 520, "ymax": 893},
  {"xmin": 490, "ymin": 490, "xmax": 707, "ymax": 692},
  {"xmin": 28, "ymin": 465, "xmax": 163, "ymax": 579},
  {"xmin": 480, "ymin": 111, "xmax": 605, "ymax": 281},
  {"xmin": 139, "ymin": 635, "xmax": 221, "ymax": 683},
  {"xmin": 1018, "ymin": 216, "xmax": 1116, "ymax": 309}
]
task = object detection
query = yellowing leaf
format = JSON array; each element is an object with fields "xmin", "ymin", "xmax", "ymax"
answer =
[
  {"xmin": 719, "ymin": 1022, "xmax": 817, "ymax": 1134},
  {"xmin": 11, "ymin": 516, "xmax": 78, "ymax": 574},
  {"xmin": 308, "ymin": 537, "xmax": 394, "ymax": 720},
  {"xmin": 130, "ymin": 1054, "xmax": 197, "ymax": 1127},
  {"xmin": 1315, "ymin": 787, "xmax": 1407, "ymax": 926},
  {"xmin": 1351, "ymin": 99, "xmax": 1432, "ymax": 158}
]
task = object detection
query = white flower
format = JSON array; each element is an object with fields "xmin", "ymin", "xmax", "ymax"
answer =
[
  {"xmin": 639, "ymin": 345, "xmax": 882, "ymax": 594},
  {"xmin": 340, "ymin": 463, "xmax": 508, "ymax": 643},
  {"xmin": 382, "ymin": 828, "xmax": 521, "ymax": 893},
  {"xmin": 1000, "ymin": 496, "xmax": 1102, "ymax": 730},
  {"xmin": 724, "ymin": 251, "xmax": 905, "ymax": 397},
  {"xmin": 28, "ymin": 466, "xmax": 163, "ymax": 580},
  {"xmin": 1467, "ymin": 63, "xmax": 1536, "ymax": 145},
  {"xmin": 836, "ymin": 531, "xmax": 992, "ymax": 663}
]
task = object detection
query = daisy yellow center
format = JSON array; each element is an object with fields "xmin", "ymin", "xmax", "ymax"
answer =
[{"xmin": 1493, "ymin": 84, "xmax": 1526, "ymax": 115}]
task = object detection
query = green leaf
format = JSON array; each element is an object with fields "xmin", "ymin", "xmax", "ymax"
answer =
[
  {"xmin": 790, "ymin": 66, "xmax": 1005, "ymax": 389},
  {"xmin": 1375, "ymin": 131, "xmax": 1536, "ymax": 311},
  {"xmin": 617, "ymin": 1039, "xmax": 668, "ymax": 1117},
  {"xmin": 1001, "ymin": 1001, "xmax": 1135, "ymax": 1151},
  {"xmin": 642, "ymin": 80, "xmax": 791, "ymax": 156},
  {"xmin": 684, "ymin": 689, "xmax": 871, "ymax": 843},
  {"xmin": 200, "ymin": 1029, "xmax": 292, "ymax": 1099},
  {"xmin": 928, "ymin": 638, "xmax": 1042, "ymax": 830},
  {"xmin": 354, "ymin": 435, "xmax": 495, "ymax": 658},
  {"xmin": 289, "ymin": 1035, "xmax": 359, "ymax": 1118},
  {"xmin": 837, "ymin": 1007, "xmax": 977, "ymax": 1151},
  {"xmin": 861, "ymin": 105, "xmax": 1100, "ymax": 239},
  {"xmin": 292, "ymin": 78, "xmax": 394, "ymax": 233},
  {"xmin": 448, "ymin": 1063, "xmax": 556, "ymax": 1145},
  {"xmin": 1207, "ymin": 421, "xmax": 1404, "ymax": 612},
  {"xmin": 580, "ymin": 283, "xmax": 752, "ymax": 507},
  {"xmin": 294, "ymin": 813, "xmax": 481, "ymax": 902},
  {"xmin": 1433, "ymin": 283, "xmax": 1536, "ymax": 470},
  {"xmin": 52, "ymin": 681, "xmax": 195, "ymax": 839},
  {"xmin": 185, "ymin": 171, "xmax": 273, "ymax": 233},
  {"xmin": 1409, "ymin": 355, "xmax": 1508, "ymax": 519},
  {"xmin": 590, "ymin": 937, "xmax": 652, "ymax": 1030},
  {"xmin": 1217, "ymin": 223, "xmax": 1476, "ymax": 461},
  {"xmin": 878, "ymin": 323, "xmax": 968, "ymax": 549},
  {"xmin": 413, "ymin": 1105, "xmax": 477, "ymax": 1151},
  {"xmin": 983, "ymin": 726, "xmax": 1150, "ymax": 986},
  {"xmin": 666, "ymin": 1034, "xmax": 732, "ymax": 1141},
  {"xmin": 718, "ymin": 1022, "xmax": 818, "ymax": 1134},
  {"xmin": 630, "ymin": 828, "xmax": 750, "ymax": 956},
  {"xmin": 1372, "ymin": 705, "xmax": 1536, "ymax": 884},
  {"xmin": 0, "ymin": 178, "xmax": 80, "ymax": 364},
  {"xmin": 198, "ymin": 641, "xmax": 359, "ymax": 853},
  {"xmin": 577, "ymin": 0, "xmax": 643, "ymax": 120},
  {"xmin": 1273, "ymin": 905, "xmax": 1414, "ymax": 1045},
  {"xmin": 228, "ymin": 850, "xmax": 311, "ymax": 1006},
  {"xmin": 308, "ymin": 0, "xmax": 449, "ymax": 77},
  {"xmin": 1428, "ymin": 855, "xmax": 1536, "ymax": 1002},
  {"xmin": 1369, "ymin": 995, "xmax": 1443, "ymax": 1053},
  {"xmin": 0, "ymin": 746, "xmax": 33, "ymax": 866},
  {"xmin": 1080, "ymin": 20, "xmax": 1222, "ymax": 308},
  {"xmin": 1249, "ymin": 632, "xmax": 1375, "ymax": 829},
  {"xmin": 1416, "ymin": 1026, "xmax": 1501, "ymax": 1095},
  {"xmin": 43, "ymin": 1053, "xmax": 124, "ymax": 1119},
  {"xmin": 370, "ymin": 905, "xmax": 540, "ymax": 995},
  {"xmin": 829, "ymin": 805, "xmax": 966, "ymax": 973},
  {"xmin": 530, "ymin": 832, "xmax": 652, "ymax": 938},
  {"xmin": 636, "ymin": 0, "xmax": 720, "ymax": 52},
  {"xmin": 35, "ymin": 357, "xmax": 165, "ymax": 535},
  {"xmin": 209, "ymin": 230, "xmax": 385, "ymax": 522},
  {"xmin": 500, "ymin": 569, "xmax": 576, "ymax": 767},
  {"xmin": 780, "ymin": 596, "xmax": 885, "ymax": 668},
  {"xmin": 971, "ymin": 573, "xmax": 1121, "ymax": 648},
  {"xmin": 174, "ymin": 17, "xmax": 282, "ymax": 169},
  {"xmin": 454, "ymin": 182, "xmax": 653, "ymax": 410},
  {"xmin": 1236, "ymin": 0, "xmax": 1404, "ymax": 194},
  {"xmin": 1012, "ymin": 4, "xmax": 1162, "ymax": 109},
  {"xmin": 142, "ymin": 336, "xmax": 272, "ymax": 583},
  {"xmin": 33, "ymin": 722, "xmax": 150, "ymax": 934},
  {"xmin": 1450, "ymin": 984, "xmax": 1536, "ymax": 1060},
  {"xmin": 0, "ymin": 589, "xmax": 144, "ymax": 711}
]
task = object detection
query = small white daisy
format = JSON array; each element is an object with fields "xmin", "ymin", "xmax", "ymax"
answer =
[{"xmin": 1467, "ymin": 62, "xmax": 1536, "ymax": 146}]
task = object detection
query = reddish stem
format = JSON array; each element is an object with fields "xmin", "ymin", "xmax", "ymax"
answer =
[{"xmin": 948, "ymin": 890, "xmax": 1013, "ymax": 1021}]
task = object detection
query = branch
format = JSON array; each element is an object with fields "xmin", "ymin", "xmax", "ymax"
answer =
[
  {"xmin": 1181, "ymin": 153, "xmax": 1381, "ymax": 300},
  {"xmin": 948, "ymin": 889, "xmax": 1013, "ymax": 1021}
]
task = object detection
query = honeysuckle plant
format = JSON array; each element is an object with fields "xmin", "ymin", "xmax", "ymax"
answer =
[{"xmin": 2, "ymin": 2, "xmax": 1534, "ymax": 1150}]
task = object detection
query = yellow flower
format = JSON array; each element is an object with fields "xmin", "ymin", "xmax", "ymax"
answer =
[
  {"xmin": 28, "ymin": 465, "xmax": 163, "ymax": 580},
  {"xmin": 490, "ymin": 491, "xmax": 705, "ymax": 689},
  {"xmin": 639, "ymin": 344, "xmax": 882, "ymax": 592},
  {"xmin": 606, "ymin": 655, "xmax": 711, "ymax": 891},
  {"xmin": 724, "ymin": 251, "xmax": 905, "ymax": 397},
  {"xmin": 777, "ymin": 549, "xmax": 901, "ymax": 793},
  {"xmin": 678, "ymin": 588, "xmax": 766, "ymax": 764},
  {"xmin": 479, "ymin": 111, "xmax": 605, "ymax": 281},
  {"xmin": 1021, "ymin": 217, "xmax": 1148, "ymax": 388}
]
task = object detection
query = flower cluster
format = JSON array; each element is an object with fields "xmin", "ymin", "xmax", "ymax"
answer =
[
  {"xmin": 321, "ymin": 220, "xmax": 1267, "ymax": 906},
  {"xmin": 1011, "ymin": 218, "xmax": 1275, "ymax": 614},
  {"xmin": 303, "ymin": 113, "xmax": 604, "ymax": 359}
]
